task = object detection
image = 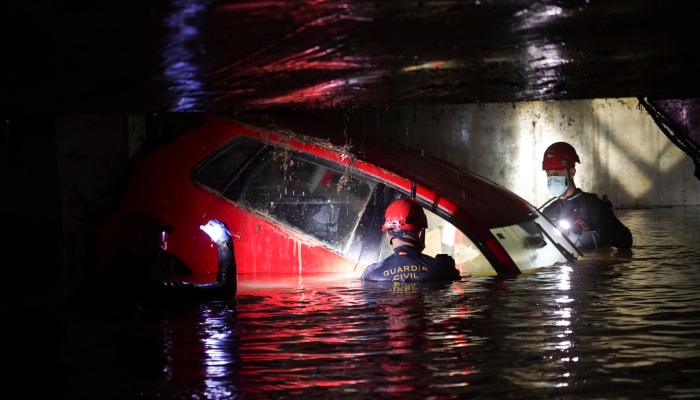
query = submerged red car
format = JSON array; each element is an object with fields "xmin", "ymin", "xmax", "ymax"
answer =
[{"xmin": 98, "ymin": 111, "xmax": 581, "ymax": 288}]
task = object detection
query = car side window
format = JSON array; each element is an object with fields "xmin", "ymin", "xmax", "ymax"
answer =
[
  {"xmin": 421, "ymin": 208, "xmax": 492, "ymax": 274},
  {"xmin": 194, "ymin": 138, "xmax": 264, "ymax": 192},
  {"xmin": 237, "ymin": 148, "xmax": 376, "ymax": 253}
]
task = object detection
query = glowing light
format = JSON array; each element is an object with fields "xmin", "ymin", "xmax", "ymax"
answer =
[
  {"xmin": 556, "ymin": 340, "xmax": 571, "ymax": 350},
  {"xmin": 200, "ymin": 220, "xmax": 231, "ymax": 243},
  {"xmin": 557, "ymin": 265, "xmax": 572, "ymax": 290},
  {"xmin": 558, "ymin": 219, "xmax": 571, "ymax": 231}
]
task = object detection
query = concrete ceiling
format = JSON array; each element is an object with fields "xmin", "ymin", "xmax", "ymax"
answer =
[{"xmin": 2, "ymin": 0, "xmax": 699, "ymax": 113}]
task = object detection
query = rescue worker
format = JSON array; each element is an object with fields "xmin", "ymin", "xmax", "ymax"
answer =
[
  {"xmin": 69, "ymin": 213, "xmax": 236, "ymax": 317},
  {"xmin": 541, "ymin": 142, "xmax": 633, "ymax": 250},
  {"xmin": 361, "ymin": 198, "xmax": 461, "ymax": 281}
]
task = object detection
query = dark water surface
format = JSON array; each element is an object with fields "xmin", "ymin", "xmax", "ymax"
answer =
[{"xmin": 7, "ymin": 207, "xmax": 700, "ymax": 399}]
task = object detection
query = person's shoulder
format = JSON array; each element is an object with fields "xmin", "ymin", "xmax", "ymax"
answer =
[
  {"xmin": 578, "ymin": 190, "xmax": 600, "ymax": 198},
  {"xmin": 362, "ymin": 260, "xmax": 383, "ymax": 277},
  {"xmin": 542, "ymin": 202, "xmax": 555, "ymax": 214},
  {"xmin": 542, "ymin": 198, "xmax": 560, "ymax": 215},
  {"xmin": 579, "ymin": 191, "xmax": 614, "ymax": 210},
  {"xmin": 577, "ymin": 188, "xmax": 607, "ymax": 200}
]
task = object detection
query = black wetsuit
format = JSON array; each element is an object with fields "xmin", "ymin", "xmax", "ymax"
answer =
[
  {"xmin": 70, "ymin": 238, "xmax": 236, "ymax": 315},
  {"xmin": 542, "ymin": 188, "xmax": 633, "ymax": 250},
  {"xmin": 361, "ymin": 245, "xmax": 461, "ymax": 281}
]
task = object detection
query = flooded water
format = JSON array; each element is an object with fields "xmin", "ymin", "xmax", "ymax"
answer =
[{"xmin": 6, "ymin": 207, "xmax": 700, "ymax": 399}]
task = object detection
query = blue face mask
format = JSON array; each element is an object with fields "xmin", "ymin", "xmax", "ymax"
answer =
[{"xmin": 547, "ymin": 176, "xmax": 569, "ymax": 197}]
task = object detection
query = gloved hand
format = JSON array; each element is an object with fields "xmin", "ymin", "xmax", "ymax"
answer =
[
  {"xmin": 200, "ymin": 220, "xmax": 232, "ymax": 243},
  {"xmin": 571, "ymin": 218, "xmax": 589, "ymax": 235},
  {"xmin": 435, "ymin": 253, "xmax": 456, "ymax": 268},
  {"xmin": 435, "ymin": 254, "xmax": 460, "ymax": 280}
]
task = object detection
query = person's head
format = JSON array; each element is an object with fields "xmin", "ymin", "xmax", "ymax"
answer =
[
  {"xmin": 382, "ymin": 198, "xmax": 428, "ymax": 250},
  {"xmin": 115, "ymin": 212, "xmax": 173, "ymax": 257},
  {"xmin": 542, "ymin": 142, "xmax": 580, "ymax": 198}
]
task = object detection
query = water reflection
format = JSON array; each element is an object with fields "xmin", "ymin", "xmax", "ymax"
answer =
[
  {"xmin": 513, "ymin": 3, "xmax": 574, "ymax": 98},
  {"xmin": 200, "ymin": 305, "xmax": 241, "ymax": 398},
  {"xmin": 7, "ymin": 207, "xmax": 700, "ymax": 398},
  {"xmin": 161, "ymin": 0, "xmax": 214, "ymax": 111}
]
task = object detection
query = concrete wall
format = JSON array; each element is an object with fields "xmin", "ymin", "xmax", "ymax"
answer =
[
  {"xmin": 56, "ymin": 115, "xmax": 129, "ymax": 276},
  {"xmin": 343, "ymin": 98, "xmax": 700, "ymax": 208}
]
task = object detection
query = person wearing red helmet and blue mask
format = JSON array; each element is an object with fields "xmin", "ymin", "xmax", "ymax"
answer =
[
  {"xmin": 541, "ymin": 142, "xmax": 633, "ymax": 250},
  {"xmin": 361, "ymin": 198, "xmax": 461, "ymax": 281}
]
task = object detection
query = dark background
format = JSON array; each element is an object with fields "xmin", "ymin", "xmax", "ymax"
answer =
[{"xmin": 2, "ymin": 1, "xmax": 700, "ymax": 113}]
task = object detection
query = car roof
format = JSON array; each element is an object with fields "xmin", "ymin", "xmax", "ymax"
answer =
[{"xmin": 209, "ymin": 110, "xmax": 538, "ymax": 229}]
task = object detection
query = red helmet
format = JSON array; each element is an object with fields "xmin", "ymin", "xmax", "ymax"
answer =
[
  {"xmin": 382, "ymin": 198, "xmax": 428, "ymax": 231},
  {"xmin": 542, "ymin": 142, "xmax": 580, "ymax": 170}
]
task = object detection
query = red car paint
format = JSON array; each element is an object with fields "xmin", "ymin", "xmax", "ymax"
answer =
[{"xmin": 108, "ymin": 112, "xmax": 580, "ymax": 284}]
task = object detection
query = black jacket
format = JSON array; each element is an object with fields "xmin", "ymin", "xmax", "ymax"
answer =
[
  {"xmin": 68, "ymin": 238, "xmax": 236, "ymax": 316},
  {"xmin": 542, "ymin": 188, "xmax": 633, "ymax": 250},
  {"xmin": 361, "ymin": 245, "xmax": 461, "ymax": 281}
]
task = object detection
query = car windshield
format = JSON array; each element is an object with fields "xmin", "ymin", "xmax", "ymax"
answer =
[
  {"xmin": 378, "ymin": 206, "xmax": 493, "ymax": 275},
  {"xmin": 490, "ymin": 214, "xmax": 578, "ymax": 272}
]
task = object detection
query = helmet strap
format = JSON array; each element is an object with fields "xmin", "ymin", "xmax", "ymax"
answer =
[{"xmin": 565, "ymin": 168, "xmax": 576, "ymax": 189}]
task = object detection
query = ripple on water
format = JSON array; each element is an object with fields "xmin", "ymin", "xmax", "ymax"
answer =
[{"xmin": 10, "ymin": 206, "xmax": 700, "ymax": 399}]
